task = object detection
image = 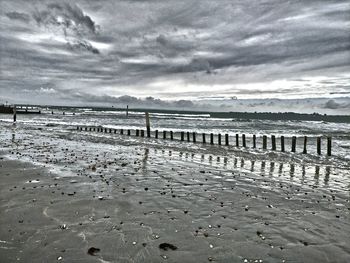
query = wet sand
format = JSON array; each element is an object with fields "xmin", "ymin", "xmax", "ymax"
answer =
[{"xmin": 1, "ymin": 124, "xmax": 350, "ymax": 262}]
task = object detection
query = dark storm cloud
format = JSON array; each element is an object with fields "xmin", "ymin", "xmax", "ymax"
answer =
[
  {"xmin": 6, "ymin": 11, "xmax": 31, "ymax": 22},
  {"xmin": 33, "ymin": 2, "xmax": 98, "ymax": 34},
  {"xmin": 0, "ymin": 0, "xmax": 349, "ymax": 109}
]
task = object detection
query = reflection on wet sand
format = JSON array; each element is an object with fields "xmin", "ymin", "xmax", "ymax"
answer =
[
  {"xmin": 141, "ymin": 148, "xmax": 149, "ymax": 172},
  {"xmin": 250, "ymin": 160, "xmax": 255, "ymax": 172},
  {"xmin": 152, "ymin": 148, "xmax": 344, "ymax": 189}
]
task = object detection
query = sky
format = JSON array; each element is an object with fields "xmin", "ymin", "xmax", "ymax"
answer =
[{"xmin": 0, "ymin": 0, "xmax": 350, "ymax": 112}]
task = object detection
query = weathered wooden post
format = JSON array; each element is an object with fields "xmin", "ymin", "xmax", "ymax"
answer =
[
  {"xmin": 271, "ymin": 135, "xmax": 276, "ymax": 150},
  {"xmin": 85, "ymin": 127, "xmax": 88, "ymax": 131},
  {"xmin": 187, "ymin": 132, "xmax": 190, "ymax": 142},
  {"xmin": 155, "ymin": 130, "xmax": 159, "ymax": 138},
  {"xmin": 145, "ymin": 112, "xmax": 151, "ymax": 137},
  {"xmin": 253, "ymin": 135, "xmax": 256, "ymax": 148},
  {"xmin": 170, "ymin": 131, "xmax": 174, "ymax": 140},
  {"xmin": 236, "ymin": 134, "xmax": 239, "ymax": 147},
  {"xmin": 13, "ymin": 105, "xmax": 17, "ymax": 123},
  {"xmin": 126, "ymin": 105, "xmax": 129, "ymax": 117},
  {"xmin": 114, "ymin": 129, "xmax": 117, "ymax": 134},
  {"xmin": 141, "ymin": 130, "xmax": 144, "ymax": 137},
  {"xmin": 327, "ymin": 137, "xmax": 332, "ymax": 156},
  {"xmin": 242, "ymin": 134, "xmax": 246, "ymax": 147},
  {"xmin": 136, "ymin": 129, "xmax": 139, "ymax": 136},
  {"xmin": 193, "ymin": 132, "xmax": 196, "ymax": 143},
  {"xmin": 202, "ymin": 133, "xmax": 206, "ymax": 143},
  {"xmin": 210, "ymin": 133, "xmax": 214, "ymax": 145},
  {"xmin": 317, "ymin": 137, "xmax": 321, "ymax": 155},
  {"xmin": 77, "ymin": 126, "xmax": 79, "ymax": 130},
  {"xmin": 225, "ymin": 134, "xmax": 229, "ymax": 146},
  {"xmin": 127, "ymin": 129, "xmax": 131, "ymax": 136},
  {"xmin": 263, "ymin": 135, "xmax": 267, "ymax": 149},
  {"xmin": 281, "ymin": 136, "xmax": 285, "ymax": 152},
  {"xmin": 109, "ymin": 128, "xmax": 112, "ymax": 133},
  {"xmin": 218, "ymin": 134, "xmax": 221, "ymax": 145},
  {"xmin": 120, "ymin": 129, "xmax": 124, "ymax": 135},
  {"xmin": 181, "ymin": 132, "xmax": 184, "ymax": 141},
  {"xmin": 302, "ymin": 136, "xmax": 308, "ymax": 154},
  {"xmin": 105, "ymin": 128, "xmax": 108, "ymax": 133},
  {"xmin": 291, "ymin": 136, "xmax": 296, "ymax": 152},
  {"xmin": 163, "ymin": 130, "xmax": 167, "ymax": 139}
]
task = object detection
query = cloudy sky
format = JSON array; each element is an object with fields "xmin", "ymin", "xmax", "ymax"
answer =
[{"xmin": 0, "ymin": 0, "xmax": 350, "ymax": 110}]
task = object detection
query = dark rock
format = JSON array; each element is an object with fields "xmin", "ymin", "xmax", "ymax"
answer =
[
  {"xmin": 87, "ymin": 247, "xmax": 100, "ymax": 256},
  {"xmin": 159, "ymin": 243, "xmax": 177, "ymax": 251}
]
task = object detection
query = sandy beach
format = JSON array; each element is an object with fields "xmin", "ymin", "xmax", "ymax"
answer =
[{"xmin": 1, "ymin": 117, "xmax": 350, "ymax": 263}]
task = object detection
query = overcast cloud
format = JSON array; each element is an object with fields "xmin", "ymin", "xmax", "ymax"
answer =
[{"xmin": 0, "ymin": 0, "xmax": 349, "ymax": 111}]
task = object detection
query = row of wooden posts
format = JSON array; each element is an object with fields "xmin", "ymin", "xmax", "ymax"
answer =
[{"xmin": 76, "ymin": 126, "xmax": 332, "ymax": 156}]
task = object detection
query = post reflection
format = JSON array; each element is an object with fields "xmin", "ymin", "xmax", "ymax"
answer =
[
  {"xmin": 141, "ymin": 148, "xmax": 149, "ymax": 172},
  {"xmin": 278, "ymin": 163, "xmax": 283, "ymax": 176},
  {"xmin": 250, "ymin": 160, "xmax": 255, "ymax": 172},
  {"xmin": 324, "ymin": 166, "xmax": 331, "ymax": 185},
  {"xmin": 269, "ymin": 162, "xmax": 275, "ymax": 176},
  {"xmin": 289, "ymin": 163, "xmax": 295, "ymax": 179}
]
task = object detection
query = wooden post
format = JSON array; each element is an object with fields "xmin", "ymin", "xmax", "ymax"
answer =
[
  {"xmin": 120, "ymin": 129, "xmax": 124, "ymax": 135},
  {"xmin": 327, "ymin": 137, "xmax": 332, "ymax": 156},
  {"xmin": 126, "ymin": 105, "xmax": 129, "ymax": 117},
  {"xmin": 163, "ymin": 130, "xmax": 166, "ymax": 139},
  {"xmin": 271, "ymin": 135, "xmax": 276, "ymax": 150},
  {"xmin": 145, "ymin": 112, "xmax": 150, "ymax": 137},
  {"xmin": 225, "ymin": 134, "xmax": 229, "ymax": 146},
  {"xmin": 253, "ymin": 135, "xmax": 256, "ymax": 148},
  {"xmin": 105, "ymin": 128, "xmax": 108, "ymax": 133},
  {"xmin": 136, "ymin": 129, "xmax": 139, "ymax": 136},
  {"xmin": 181, "ymin": 132, "xmax": 184, "ymax": 141},
  {"xmin": 317, "ymin": 137, "xmax": 321, "ymax": 155},
  {"xmin": 85, "ymin": 127, "xmax": 88, "ymax": 131},
  {"xmin": 291, "ymin": 136, "xmax": 296, "ymax": 152},
  {"xmin": 13, "ymin": 105, "xmax": 16, "ymax": 123},
  {"xmin": 192, "ymin": 132, "xmax": 196, "ymax": 143},
  {"xmin": 263, "ymin": 135, "xmax": 267, "ymax": 149},
  {"xmin": 187, "ymin": 132, "xmax": 190, "ymax": 142},
  {"xmin": 281, "ymin": 136, "xmax": 285, "ymax": 152},
  {"xmin": 141, "ymin": 130, "xmax": 144, "ymax": 137},
  {"xmin": 109, "ymin": 128, "xmax": 112, "ymax": 133},
  {"xmin": 210, "ymin": 133, "xmax": 214, "ymax": 145},
  {"xmin": 236, "ymin": 134, "xmax": 239, "ymax": 147},
  {"xmin": 114, "ymin": 129, "xmax": 117, "ymax": 134},
  {"xmin": 170, "ymin": 131, "xmax": 174, "ymax": 140},
  {"xmin": 202, "ymin": 133, "xmax": 206, "ymax": 143},
  {"xmin": 302, "ymin": 136, "xmax": 307, "ymax": 154},
  {"xmin": 155, "ymin": 130, "xmax": 159, "ymax": 138},
  {"xmin": 218, "ymin": 134, "xmax": 221, "ymax": 145},
  {"xmin": 127, "ymin": 129, "xmax": 131, "ymax": 136},
  {"xmin": 242, "ymin": 134, "xmax": 246, "ymax": 147},
  {"xmin": 77, "ymin": 126, "xmax": 79, "ymax": 130}
]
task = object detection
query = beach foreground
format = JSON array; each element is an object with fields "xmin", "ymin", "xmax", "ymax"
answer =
[{"xmin": 0, "ymin": 118, "xmax": 350, "ymax": 263}]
